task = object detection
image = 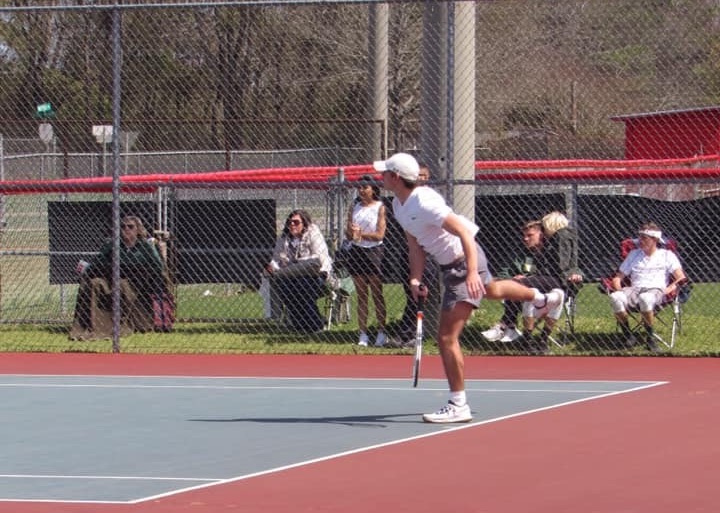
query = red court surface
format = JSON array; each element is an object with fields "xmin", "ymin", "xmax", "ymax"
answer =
[{"xmin": 0, "ymin": 353, "xmax": 717, "ymax": 513}]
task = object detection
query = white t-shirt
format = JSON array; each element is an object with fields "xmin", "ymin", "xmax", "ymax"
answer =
[
  {"xmin": 351, "ymin": 200, "xmax": 383, "ymax": 248},
  {"xmin": 619, "ymin": 248, "xmax": 681, "ymax": 289},
  {"xmin": 392, "ymin": 186, "xmax": 479, "ymax": 265}
]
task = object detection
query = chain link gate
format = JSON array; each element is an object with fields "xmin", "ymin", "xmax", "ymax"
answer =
[{"xmin": 0, "ymin": 1, "xmax": 719, "ymax": 355}]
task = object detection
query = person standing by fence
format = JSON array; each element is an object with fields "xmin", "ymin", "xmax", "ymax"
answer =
[{"xmin": 345, "ymin": 175, "xmax": 388, "ymax": 347}]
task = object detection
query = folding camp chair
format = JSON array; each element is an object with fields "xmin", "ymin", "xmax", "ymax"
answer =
[
  {"xmin": 599, "ymin": 237, "xmax": 690, "ymax": 349},
  {"xmin": 324, "ymin": 261, "xmax": 354, "ymax": 330},
  {"xmin": 620, "ymin": 281, "xmax": 688, "ymax": 349},
  {"xmin": 549, "ymin": 281, "xmax": 582, "ymax": 347}
]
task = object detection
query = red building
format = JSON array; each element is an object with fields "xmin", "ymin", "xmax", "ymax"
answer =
[{"xmin": 611, "ymin": 106, "xmax": 720, "ymax": 199}]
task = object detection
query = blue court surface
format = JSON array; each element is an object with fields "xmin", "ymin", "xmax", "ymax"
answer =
[{"xmin": 0, "ymin": 375, "xmax": 664, "ymax": 504}]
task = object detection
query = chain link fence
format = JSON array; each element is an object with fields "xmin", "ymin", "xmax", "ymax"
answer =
[{"xmin": 0, "ymin": 1, "xmax": 719, "ymax": 355}]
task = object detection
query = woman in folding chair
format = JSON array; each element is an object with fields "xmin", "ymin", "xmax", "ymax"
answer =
[
  {"xmin": 265, "ymin": 209, "xmax": 332, "ymax": 333},
  {"xmin": 608, "ymin": 222, "xmax": 687, "ymax": 352},
  {"xmin": 70, "ymin": 215, "xmax": 165, "ymax": 340}
]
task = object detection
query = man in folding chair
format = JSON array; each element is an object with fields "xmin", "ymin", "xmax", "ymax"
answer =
[{"xmin": 608, "ymin": 222, "xmax": 687, "ymax": 352}]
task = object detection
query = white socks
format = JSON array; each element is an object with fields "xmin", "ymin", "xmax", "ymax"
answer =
[
  {"xmin": 532, "ymin": 288, "xmax": 546, "ymax": 308},
  {"xmin": 449, "ymin": 391, "xmax": 467, "ymax": 407}
]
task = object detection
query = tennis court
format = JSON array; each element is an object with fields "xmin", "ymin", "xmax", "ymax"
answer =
[{"xmin": 0, "ymin": 354, "xmax": 717, "ymax": 512}]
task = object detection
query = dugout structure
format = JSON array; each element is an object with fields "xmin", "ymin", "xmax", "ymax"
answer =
[{"xmin": 48, "ymin": 199, "xmax": 276, "ymax": 287}]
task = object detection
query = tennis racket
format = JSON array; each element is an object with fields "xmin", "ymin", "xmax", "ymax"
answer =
[{"xmin": 412, "ymin": 293, "xmax": 425, "ymax": 388}]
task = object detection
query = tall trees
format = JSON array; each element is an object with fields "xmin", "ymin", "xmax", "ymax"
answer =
[{"xmin": 0, "ymin": 1, "xmax": 719, "ymax": 160}]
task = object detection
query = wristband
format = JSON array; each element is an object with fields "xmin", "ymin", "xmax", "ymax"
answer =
[{"xmin": 409, "ymin": 278, "xmax": 421, "ymax": 287}]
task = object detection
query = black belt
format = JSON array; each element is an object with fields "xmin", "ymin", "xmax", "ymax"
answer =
[{"xmin": 439, "ymin": 257, "xmax": 465, "ymax": 271}]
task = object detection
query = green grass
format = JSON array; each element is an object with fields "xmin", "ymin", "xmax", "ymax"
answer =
[
  {"xmin": 1, "ymin": 194, "xmax": 717, "ymax": 356},
  {"xmin": 0, "ymin": 283, "xmax": 719, "ymax": 356}
]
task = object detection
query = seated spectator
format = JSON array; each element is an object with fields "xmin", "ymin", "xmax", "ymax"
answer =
[
  {"xmin": 482, "ymin": 212, "xmax": 582, "ymax": 352},
  {"xmin": 608, "ymin": 222, "xmax": 686, "ymax": 352},
  {"xmin": 522, "ymin": 211, "xmax": 583, "ymax": 347},
  {"xmin": 482, "ymin": 220, "xmax": 561, "ymax": 343},
  {"xmin": 70, "ymin": 215, "xmax": 165, "ymax": 340},
  {"xmin": 344, "ymin": 175, "xmax": 388, "ymax": 347},
  {"xmin": 265, "ymin": 209, "xmax": 332, "ymax": 333}
]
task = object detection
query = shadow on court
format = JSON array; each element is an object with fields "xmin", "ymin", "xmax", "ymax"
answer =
[{"xmin": 188, "ymin": 412, "xmax": 423, "ymax": 428}]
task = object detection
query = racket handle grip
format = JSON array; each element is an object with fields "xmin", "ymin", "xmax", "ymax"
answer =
[{"xmin": 417, "ymin": 284, "xmax": 426, "ymax": 309}]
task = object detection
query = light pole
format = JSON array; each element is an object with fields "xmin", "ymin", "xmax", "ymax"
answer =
[{"xmin": 92, "ymin": 125, "xmax": 113, "ymax": 176}]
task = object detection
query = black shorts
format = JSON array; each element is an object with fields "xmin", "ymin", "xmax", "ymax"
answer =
[
  {"xmin": 347, "ymin": 244, "xmax": 384, "ymax": 278},
  {"xmin": 518, "ymin": 275, "xmax": 562, "ymax": 293}
]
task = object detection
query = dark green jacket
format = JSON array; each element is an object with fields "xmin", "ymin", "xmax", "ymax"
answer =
[
  {"xmin": 499, "ymin": 227, "xmax": 582, "ymax": 282},
  {"xmin": 546, "ymin": 227, "xmax": 583, "ymax": 281},
  {"xmin": 88, "ymin": 239, "xmax": 164, "ymax": 294}
]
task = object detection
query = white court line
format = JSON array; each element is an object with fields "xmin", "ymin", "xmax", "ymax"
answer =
[
  {"xmin": 0, "ymin": 375, "xmax": 662, "ymax": 394},
  {"xmin": 130, "ymin": 379, "xmax": 668, "ymax": 504},
  {"xmin": 0, "ymin": 499, "xmax": 128, "ymax": 504},
  {"xmin": 0, "ymin": 474, "xmax": 219, "ymax": 481},
  {"xmin": 0, "ymin": 476, "xmax": 221, "ymax": 505},
  {"xmin": 0, "ymin": 382, "xmax": 660, "ymax": 393},
  {"xmin": 0, "ymin": 373, "xmax": 665, "ymax": 384},
  {"xmin": 0, "ymin": 376, "xmax": 668, "ymax": 505}
]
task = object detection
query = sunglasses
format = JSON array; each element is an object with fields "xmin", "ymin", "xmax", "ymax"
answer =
[
  {"xmin": 121, "ymin": 224, "xmax": 136, "ymax": 229},
  {"xmin": 288, "ymin": 219, "xmax": 302, "ymax": 226}
]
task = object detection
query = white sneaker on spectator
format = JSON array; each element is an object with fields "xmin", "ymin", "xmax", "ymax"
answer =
[
  {"xmin": 422, "ymin": 401, "xmax": 473, "ymax": 423},
  {"xmin": 481, "ymin": 323, "xmax": 506, "ymax": 342},
  {"xmin": 358, "ymin": 332, "xmax": 369, "ymax": 346},
  {"xmin": 499, "ymin": 327, "xmax": 522, "ymax": 343},
  {"xmin": 374, "ymin": 331, "xmax": 387, "ymax": 347}
]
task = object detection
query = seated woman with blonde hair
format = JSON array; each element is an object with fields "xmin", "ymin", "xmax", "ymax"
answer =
[
  {"xmin": 521, "ymin": 211, "xmax": 583, "ymax": 351},
  {"xmin": 70, "ymin": 215, "xmax": 165, "ymax": 340}
]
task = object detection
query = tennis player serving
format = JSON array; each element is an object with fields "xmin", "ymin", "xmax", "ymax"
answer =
[{"xmin": 377, "ymin": 152, "xmax": 560, "ymax": 423}]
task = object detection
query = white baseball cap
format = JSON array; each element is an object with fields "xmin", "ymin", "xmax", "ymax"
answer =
[{"xmin": 373, "ymin": 152, "xmax": 420, "ymax": 182}]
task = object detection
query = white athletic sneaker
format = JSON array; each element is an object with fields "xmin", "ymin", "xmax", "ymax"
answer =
[
  {"xmin": 499, "ymin": 326, "xmax": 522, "ymax": 343},
  {"xmin": 374, "ymin": 331, "xmax": 387, "ymax": 347},
  {"xmin": 422, "ymin": 401, "xmax": 473, "ymax": 423},
  {"xmin": 358, "ymin": 332, "xmax": 369, "ymax": 346},
  {"xmin": 481, "ymin": 323, "xmax": 506, "ymax": 342}
]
